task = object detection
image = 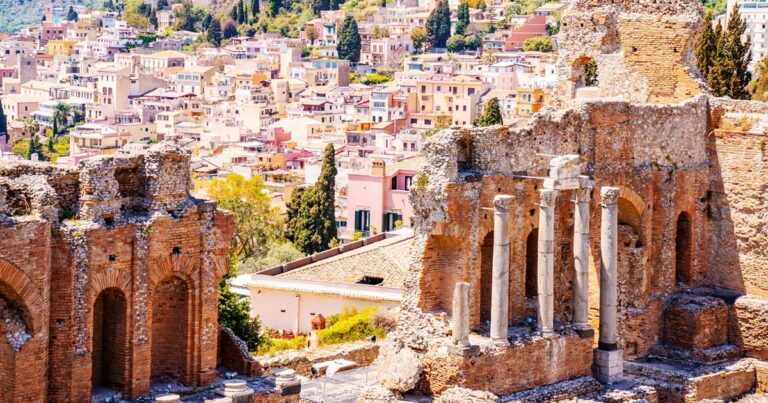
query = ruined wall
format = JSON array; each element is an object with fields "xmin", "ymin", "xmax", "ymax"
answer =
[
  {"xmin": 554, "ymin": 0, "xmax": 705, "ymax": 105},
  {"xmin": 0, "ymin": 143, "xmax": 235, "ymax": 402}
]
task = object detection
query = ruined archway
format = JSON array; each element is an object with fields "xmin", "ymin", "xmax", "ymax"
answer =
[
  {"xmin": 675, "ymin": 212, "xmax": 693, "ymax": 286},
  {"xmin": 480, "ymin": 232, "xmax": 494, "ymax": 322},
  {"xmin": 0, "ymin": 286, "xmax": 32, "ymax": 401},
  {"xmin": 92, "ymin": 288, "xmax": 128, "ymax": 390},
  {"xmin": 525, "ymin": 229, "xmax": 538, "ymax": 302},
  {"xmin": 151, "ymin": 276, "xmax": 190, "ymax": 383}
]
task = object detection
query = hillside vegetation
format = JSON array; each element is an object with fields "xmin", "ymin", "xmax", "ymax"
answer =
[{"xmin": 0, "ymin": 0, "xmax": 96, "ymax": 34}]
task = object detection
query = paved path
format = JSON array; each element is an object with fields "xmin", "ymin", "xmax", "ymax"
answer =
[{"xmin": 301, "ymin": 365, "xmax": 378, "ymax": 403}]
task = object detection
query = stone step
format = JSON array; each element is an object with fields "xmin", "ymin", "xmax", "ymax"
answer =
[
  {"xmin": 500, "ymin": 376, "xmax": 602, "ymax": 402},
  {"xmin": 624, "ymin": 358, "xmax": 756, "ymax": 403}
]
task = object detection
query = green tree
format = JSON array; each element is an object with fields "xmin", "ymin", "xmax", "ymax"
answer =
[
  {"xmin": 475, "ymin": 97, "xmax": 502, "ymax": 126},
  {"xmin": 0, "ymin": 100, "xmax": 7, "ymax": 143},
  {"xmin": 446, "ymin": 34, "xmax": 465, "ymax": 52},
  {"xmin": 52, "ymin": 102, "xmax": 72, "ymax": 137},
  {"xmin": 230, "ymin": 5, "xmax": 238, "ymax": 21},
  {"xmin": 207, "ymin": 18, "xmax": 222, "ymax": 47},
  {"xmin": 241, "ymin": 241, "xmax": 305, "ymax": 273},
  {"xmin": 287, "ymin": 144, "xmax": 338, "ymax": 254},
  {"xmin": 380, "ymin": 0, "xmax": 386, "ymax": 8},
  {"xmin": 209, "ymin": 173, "xmax": 281, "ymax": 260},
  {"xmin": 267, "ymin": 0, "xmax": 281, "ymax": 17},
  {"xmin": 696, "ymin": 12, "xmax": 717, "ymax": 80},
  {"xmin": 237, "ymin": 0, "xmax": 246, "ymax": 23},
  {"xmin": 749, "ymin": 57, "xmax": 768, "ymax": 100},
  {"xmin": 426, "ymin": 0, "xmax": 451, "ymax": 48},
  {"xmin": 66, "ymin": 6, "xmax": 78, "ymax": 21},
  {"xmin": 455, "ymin": 1, "xmax": 469, "ymax": 36},
  {"xmin": 523, "ymin": 36, "xmax": 554, "ymax": 52},
  {"xmin": 411, "ymin": 26, "xmax": 428, "ymax": 53},
  {"xmin": 251, "ymin": 0, "xmax": 259, "ymax": 18},
  {"xmin": 218, "ymin": 255, "xmax": 264, "ymax": 350},
  {"xmin": 701, "ymin": 5, "xmax": 751, "ymax": 98},
  {"xmin": 223, "ymin": 19, "xmax": 238, "ymax": 39},
  {"xmin": 337, "ymin": 16, "xmax": 361, "ymax": 62},
  {"xmin": 464, "ymin": 33, "xmax": 480, "ymax": 50},
  {"xmin": 26, "ymin": 136, "xmax": 45, "ymax": 160}
]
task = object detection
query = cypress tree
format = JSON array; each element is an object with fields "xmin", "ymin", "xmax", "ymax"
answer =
[
  {"xmin": 329, "ymin": 0, "xmax": 339, "ymax": 10},
  {"xmin": 291, "ymin": 144, "xmax": 338, "ymax": 254},
  {"xmin": 696, "ymin": 12, "xmax": 717, "ymax": 80},
  {"xmin": 251, "ymin": 0, "xmax": 259, "ymax": 18},
  {"xmin": 230, "ymin": 5, "xmax": 238, "ymax": 21},
  {"xmin": 207, "ymin": 18, "xmax": 222, "ymax": 47},
  {"xmin": 0, "ymin": 100, "xmax": 8, "ymax": 143},
  {"xmin": 337, "ymin": 16, "xmax": 361, "ymax": 62},
  {"xmin": 268, "ymin": 0, "xmax": 281, "ymax": 17},
  {"xmin": 456, "ymin": 1, "xmax": 469, "ymax": 36},
  {"xmin": 722, "ymin": 4, "xmax": 752, "ymax": 99},
  {"xmin": 237, "ymin": 0, "xmax": 246, "ymax": 24},
  {"xmin": 475, "ymin": 97, "xmax": 502, "ymax": 126},
  {"xmin": 66, "ymin": 6, "xmax": 78, "ymax": 21},
  {"xmin": 26, "ymin": 136, "xmax": 44, "ymax": 160},
  {"xmin": 426, "ymin": 0, "xmax": 450, "ymax": 48}
]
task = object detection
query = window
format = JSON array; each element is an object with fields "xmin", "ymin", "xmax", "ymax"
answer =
[
  {"xmin": 354, "ymin": 209, "xmax": 371, "ymax": 232},
  {"xmin": 404, "ymin": 176, "xmax": 413, "ymax": 190},
  {"xmin": 391, "ymin": 176, "xmax": 398, "ymax": 189},
  {"xmin": 424, "ymin": 119, "xmax": 432, "ymax": 125},
  {"xmin": 468, "ymin": 88, "xmax": 475, "ymax": 95}
]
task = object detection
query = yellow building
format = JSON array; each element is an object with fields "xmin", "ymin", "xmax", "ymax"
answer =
[
  {"xmin": 47, "ymin": 40, "xmax": 77, "ymax": 56},
  {"xmin": 411, "ymin": 75, "xmax": 489, "ymax": 129},
  {"xmin": 515, "ymin": 87, "xmax": 547, "ymax": 118}
]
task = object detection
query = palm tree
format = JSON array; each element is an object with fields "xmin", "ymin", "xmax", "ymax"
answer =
[{"xmin": 51, "ymin": 102, "xmax": 72, "ymax": 137}]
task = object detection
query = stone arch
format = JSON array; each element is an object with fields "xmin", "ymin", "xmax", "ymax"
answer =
[
  {"xmin": 675, "ymin": 211, "xmax": 693, "ymax": 286},
  {"xmin": 0, "ymin": 259, "xmax": 43, "ymax": 335},
  {"xmin": 0, "ymin": 259, "xmax": 41, "ymax": 401},
  {"xmin": 91, "ymin": 287, "xmax": 128, "ymax": 390},
  {"xmin": 148, "ymin": 254, "xmax": 199, "ymax": 291},
  {"xmin": 150, "ymin": 274, "xmax": 192, "ymax": 384}
]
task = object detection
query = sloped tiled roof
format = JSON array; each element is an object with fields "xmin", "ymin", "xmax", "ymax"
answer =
[{"xmin": 277, "ymin": 234, "xmax": 412, "ymax": 288}]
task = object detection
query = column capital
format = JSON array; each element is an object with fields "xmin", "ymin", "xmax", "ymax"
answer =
[
  {"xmin": 600, "ymin": 187, "xmax": 620, "ymax": 206},
  {"xmin": 493, "ymin": 194, "xmax": 514, "ymax": 211},
  {"xmin": 539, "ymin": 188, "xmax": 558, "ymax": 207}
]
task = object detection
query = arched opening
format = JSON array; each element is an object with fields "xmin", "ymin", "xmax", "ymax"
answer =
[
  {"xmin": 0, "ymin": 288, "xmax": 31, "ymax": 400},
  {"xmin": 675, "ymin": 212, "xmax": 692, "ymax": 286},
  {"xmin": 525, "ymin": 229, "xmax": 538, "ymax": 300},
  {"xmin": 92, "ymin": 288, "xmax": 128, "ymax": 390},
  {"xmin": 151, "ymin": 276, "xmax": 189, "ymax": 383},
  {"xmin": 572, "ymin": 57, "xmax": 599, "ymax": 90},
  {"xmin": 479, "ymin": 232, "xmax": 494, "ymax": 322}
]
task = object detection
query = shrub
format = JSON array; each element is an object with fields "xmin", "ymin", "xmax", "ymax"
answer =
[
  {"xmin": 255, "ymin": 334, "xmax": 307, "ymax": 356},
  {"xmin": 316, "ymin": 306, "xmax": 385, "ymax": 346}
]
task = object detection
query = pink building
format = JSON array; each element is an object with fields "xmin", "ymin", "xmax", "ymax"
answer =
[
  {"xmin": 344, "ymin": 157, "xmax": 422, "ymax": 236},
  {"xmin": 39, "ymin": 22, "xmax": 68, "ymax": 47}
]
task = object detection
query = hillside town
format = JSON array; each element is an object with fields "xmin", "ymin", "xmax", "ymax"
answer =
[{"xmin": 2, "ymin": 0, "xmax": 768, "ymax": 402}]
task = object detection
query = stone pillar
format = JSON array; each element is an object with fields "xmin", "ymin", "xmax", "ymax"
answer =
[
  {"xmin": 537, "ymin": 189, "xmax": 557, "ymax": 338},
  {"xmin": 450, "ymin": 282, "xmax": 478, "ymax": 355},
  {"xmin": 215, "ymin": 380, "xmax": 255, "ymax": 403},
  {"xmin": 594, "ymin": 186, "xmax": 623, "ymax": 384},
  {"xmin": 573, "ymin": 186, "xmax": 592, "ymax": 335},
  {"xmin": 274, "ymin": 369, "xmax": 302, "ymax": 396},
  {"xmin": 490, "ymin": 195, "xmax": 513, "ymax": 346}
]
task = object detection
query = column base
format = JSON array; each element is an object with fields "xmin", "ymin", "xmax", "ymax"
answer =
[
  {"xmin": 574, "ymin": 327, "xmax": 595, "ymax": 339},
  {"xmin": 540, "ymin": 329, "xmax": 555, "ymax": 339},
  {"xmin": 492, "ymin": 337, "xmax": 510, "ymax": 347},
  {"xmin": 449, "ymin": 344, "xmax": 480, "ymax": 356},
  {"xmin": 593, "ymin": 348, "xmax": 624, "ymax": 384}
]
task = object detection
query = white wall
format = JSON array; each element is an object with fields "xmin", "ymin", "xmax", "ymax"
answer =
[{"xmin": 249, "ymin": 288, "xmax": 400, "ymax": 334}]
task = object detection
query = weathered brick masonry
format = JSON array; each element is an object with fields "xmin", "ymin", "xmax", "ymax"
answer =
[
  {"xmin": 375, "ymin": 0, "xmax": 768, "ymax": 400},
  {"xmin": 0, "ymin": 143, "xmax": 235, "ymax": 401}
]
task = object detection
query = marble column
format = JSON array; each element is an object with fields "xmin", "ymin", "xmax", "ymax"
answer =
[
  {"xmin": 450, "ymin": 282, "xmax": 478, "ymax": 355},
  {"xmin": 491, "ymin": 195, "xmax": 513, "ymax": 346},
  {"xmin": 598, "ymin": 187, "xmax": 619, "ymax": 350},
  {"xmin": 537, "ymin": 189, "xmax": 557, "ymax": 338},
  {"xmin": 573, "ymin": 187, "xmax": 591, "ymax": 333},
  {"xmin": 452, "ymin": 282, "xmax": 470, "ymax": 347},
  {"xmin": 594, "ymin": 186, "xmax": 623, "ymax": 384}
]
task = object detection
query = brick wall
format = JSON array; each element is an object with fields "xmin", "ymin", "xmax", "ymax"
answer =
[
  {"xmin": 219, "ymin": 328, "xmax": 262, "ymax": 377},
  {"xmin": 420, "ymin": 333, "xmax": 593, "ymax": 396},
  {"xmin": 0, "ymin": 144, "xmax": 235, "ymax": 401}
]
